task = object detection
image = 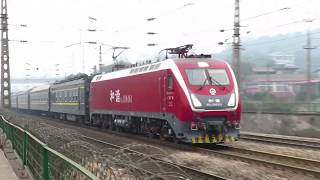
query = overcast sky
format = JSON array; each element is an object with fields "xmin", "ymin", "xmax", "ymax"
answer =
[{"xmin": 7, "ymin": 0, "xmax": 320, "ymax": 79}]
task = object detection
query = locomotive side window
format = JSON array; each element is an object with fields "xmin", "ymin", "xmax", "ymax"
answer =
[
  {"xmin": 96, "ymin": 76, "xmax": 102, "ymax": 80},
  {"xmin": 154, "ymin": 63, "xmax": 161, "ymax": 69},
  {"xmin": 143, "ymin": 66, "xmax": 149, "ymax": 71},
  {"xmin": 167, "ymin": 75, "xmax": 173, "ymax": 90},
  {"xmin": 149, "ymin": 65, "xmax": 155, "ymax": 70}
]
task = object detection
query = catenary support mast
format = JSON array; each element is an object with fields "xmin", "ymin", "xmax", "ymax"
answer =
[
  {"xmin": 1, "ymin": 0, "xmax": 11, "ymax": 108},
  {"xmin": 232, "ymin": 0, "xmax": 241, "ymax": 80}
]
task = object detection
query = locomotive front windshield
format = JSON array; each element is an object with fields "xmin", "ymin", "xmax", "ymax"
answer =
[{"xmin": 185, "ymin": 69, "xmax": 229, "ymax": 86}]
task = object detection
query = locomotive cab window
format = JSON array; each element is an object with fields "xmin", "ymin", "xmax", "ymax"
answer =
[
  {"xmin": 207, "ymin": 69, "xmax": 229, "ymax": 85},
  {"xmin": 185, "ymin": 68, "xmax": 230, "ymax": 86}
]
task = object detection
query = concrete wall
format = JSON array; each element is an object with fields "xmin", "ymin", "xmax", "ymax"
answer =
[{"xmin": 241, "ymin": 113, "xmax": 320, "ymax": 138}]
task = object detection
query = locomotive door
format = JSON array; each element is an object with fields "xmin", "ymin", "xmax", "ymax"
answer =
[
  {"xmin": 159, "ymin": 71, "xmax": 166, "ymax": 112},
  {"xmin": 159, "ymin": 70, "xmax": 174, "ymax": 113},
  {"xmin": 166, "ymin": 72, "xmax": 174, "ymax": 111}
]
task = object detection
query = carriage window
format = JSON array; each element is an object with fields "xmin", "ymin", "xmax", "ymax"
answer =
[{"xmin": 167, "ymin": 75, "xmax": 173, "ymax": 90}]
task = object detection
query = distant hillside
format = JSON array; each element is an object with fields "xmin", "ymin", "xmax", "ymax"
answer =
[{"xmin": 214, "ymin": 30, "xmax": 320, "ymax": 71}]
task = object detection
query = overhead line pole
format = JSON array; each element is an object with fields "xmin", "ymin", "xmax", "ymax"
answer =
[
  {"xmin": 232, "ymin": 0, "xmax": 241, "ymax": 80},
  {"xmin": 99, "ymin": 45, "xmax": 102, "ymax": 73},
  {"xmin": 1, "ymin": 0, "xmax": 11, "ymax": 108},
  {"xmin": 304, "ymin": 30, "xmax": 315, "ymax": 105}
]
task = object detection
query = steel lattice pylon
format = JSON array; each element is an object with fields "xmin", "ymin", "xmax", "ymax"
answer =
[
  {"xmin": 232, "ymin": 0, "xmax": 241, "ymax": 79},
  {"xmin": 0, "ymin": 0, "xmax": 11, "ymax": 108}
]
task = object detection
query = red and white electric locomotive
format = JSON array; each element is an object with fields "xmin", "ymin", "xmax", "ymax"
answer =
[{"xmin": 90, "ymin": 56, "xmax": 241, "ymax": 143}]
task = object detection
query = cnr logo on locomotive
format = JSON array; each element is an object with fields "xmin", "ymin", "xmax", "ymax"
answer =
[{"xmin": 209, "ymin": 88, "xmax": 216, "ymax": 95}]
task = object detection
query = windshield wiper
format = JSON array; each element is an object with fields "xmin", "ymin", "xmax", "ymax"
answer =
[
  {"xmin": 209, "ymin": 75, "xmax": 223, "ymax": 86},
  {"xmin": 198, "ymin": 77, "xmax": 208, "ymax": 90}
]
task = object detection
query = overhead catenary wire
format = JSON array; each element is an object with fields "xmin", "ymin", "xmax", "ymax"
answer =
[
  {"xmin": 243, "ymin": 31, "xmax": 320, "ymax": 47},
  {"xmin": 110, "ymin": 2, "xmax": 195, "ymax": 34},
  {"xmin": 241, "ymin": 17, "xmax": 320, "ymax": 38},
  {"xmin": 219, "ymin": 17, "xmax": 319, "ymax": 45},
  {"xmin": 241, "ymin": 7, "xmax": 291, "ymax": 21}
]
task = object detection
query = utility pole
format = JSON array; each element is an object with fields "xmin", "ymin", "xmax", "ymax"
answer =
[
  {"xmin": 304, "ymin": 30, "xmax": 315, "ymax": 104},
  {"xmin": 1, "ymin": 0, "xmax": 11, "ymax": 108},
  {"xmin": 266, "ymin": 63, "xmax": 271, "ymax": 92},
  {"xmin": 80, "ymin": 30, "xmax": 85, "ymax": 73},
  {"xmin": 98, "ymin": 45, "xmax": 102, "ymax": 73},
  {"xmin": 232, "ymin": 0, "xmax": 241, "ymax": 80}
]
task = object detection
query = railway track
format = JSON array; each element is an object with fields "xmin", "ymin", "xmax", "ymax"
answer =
[
  {"xmin": 240, "ymin": 132, "xmax": 320, "ymax": 150},
  {"xmin": 79, "ymin": 127, "xmax": 320, "ymax": 178},
  {"xmin": 1, "ymin": 112, "xmax": 228, "ymax": 180},
  {"xmin": 82, "ymin": 135, "xmax": 228, "ymax": 180},
  {"xmin": 82, "ymin": 130, "xmax": 320, "ymax": 179},
  {"xmin": 197, "ymin": 145, "xmax": 320, "ymax": 178},
  {"xmin": 4, "ymin": 111, "xmax": 320, "ymax": 179}
]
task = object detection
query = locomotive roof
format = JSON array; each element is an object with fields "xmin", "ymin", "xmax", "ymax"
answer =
[
  {"xmin": 174, "ymin": 58, "xmax": 228, "ymax": 66},
  {"xmin": 92, "ymin": 58, "xmax": 229, "ymax": 82},
  {"xmin": 30, "ymin": 84, "xmax": 50, "ymax": 92}
]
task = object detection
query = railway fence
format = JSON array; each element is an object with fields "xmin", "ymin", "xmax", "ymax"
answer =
[{"xmin": 0, "ymin": 115, "xmax": 98, "ymax": 180}]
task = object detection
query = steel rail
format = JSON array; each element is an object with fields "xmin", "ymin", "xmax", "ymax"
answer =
[
  {"xmin": 197, "ymin": 145, "xmax": 320, "ymax": 178},
  {"xmin": 243, "ymin": 111, "xmax": 320, "ymax": 116},
  {"xmin": 240, "ymin": 132, "xmax": 320, "ymax": 150}
]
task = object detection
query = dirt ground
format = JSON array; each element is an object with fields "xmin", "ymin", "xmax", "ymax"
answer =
[{"xmin": 241, "ymin": 113, "xmax": 320, "ymax": 138}]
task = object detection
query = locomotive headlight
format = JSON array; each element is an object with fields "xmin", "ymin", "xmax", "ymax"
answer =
[
  {"xmin": 227, "ymin": 93, "xmax": 236, "ymax": 107},
  {"xmin": 191, "ymin": 93, "xmax": 202, "ymax": 107}
]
